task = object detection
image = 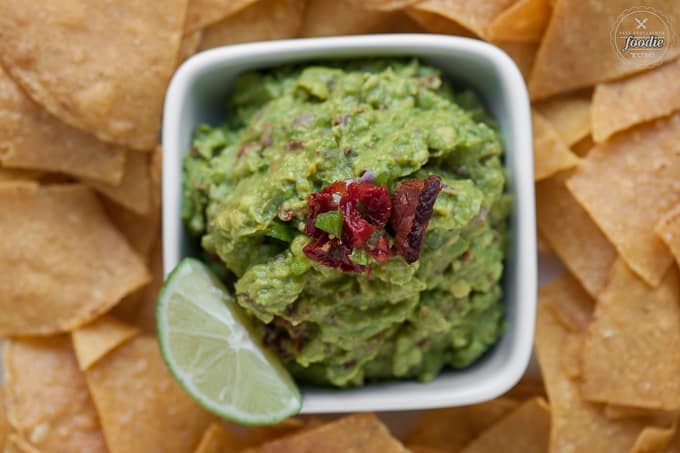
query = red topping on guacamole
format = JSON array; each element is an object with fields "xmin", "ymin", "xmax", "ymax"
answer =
[{"xmin": 303, "ymin": 175, "xmax": 440, "ymax": 271}]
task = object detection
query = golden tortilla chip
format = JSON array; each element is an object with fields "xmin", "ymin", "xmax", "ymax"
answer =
[
  {"xmin": 631, "ymin": 420, "xmax": 678, "ymax": 453},
  {"xmin": 570, "ymin": 134, "xmax": 594, "ymax": 157},
  {"xmin": 3, "ymin": 337, "xmax": 107, "ymax": 452},
  {"xmin": 71, "ymin": 315, "xmax": 139, "ymax": 370},
  {"xmin": 4, "ymin": 434, "xmax": 42, "ymax": 453},
  {"xmin": 581, "ymin": 259, "xmax": 680, "ymax": 410},
  {"xmin": 504, "ymin": 379, "xmax": 547, "ymax": 400},
  {"xmin": 542, "ymin": 273, "xmax": 595, "ymax": 333},
  {"xmin": 592, "ymin": 59, "xmax": 680, "ymax": 143},
  {"xmin": 656, "ymin": 204, "xmax": 680, "ymax": 266},
  {"xmin": 89, "ymin": 150, "xmax": 151, "ymax": 215},
  {"xmin": 0, "ymin": 0, "xmax": 187, "ymax": 150},
  {"xmin": 535, "ymin": 300, "xmax": 658, "ymax": 452},
  {"xmin": 532, "ymin": 112, "xmax": 580, "ymax": 181},
  {"xmin": 491, "ymin": 41, "xmax": 538, "ymax": 81},
  {"xmin": 406, "ymin": 7, "xmax": 475, "ymax": 37},
  {"xmin": 301, "ymin": 0, "xmax": 423, "ymax": 37},
  {"xmin": 404, "ymin": 398, "xmax": 519, "ymax": 451},
  {"xmin": 86, "ymin": 336, "xmax": 214, "ymax": 453},
  {"xmin": 566, "ymin": 113, "xmax": 680, "ymax": 286},
  {"xmin": 346, "ymin": 0, "xmax": 422, "ymax": 10},
  {"xmin": 194, "ymin": 423, "xmax": 243, "ymax": 453},
  {"xmin": 199, "ymin": 0, "xmax": 306, "ymax": 51},
  {"xmin": 0, "ymin": 66, "xmax": 125, "ymax": 185},
  {"xmin": 487, "ymin": 0, "xmax": 550, "ymax": 43},
  {"xmin": 242, "ymin": 418, "xmax": 306, "ymax": 447},
  {"xmin": 536, "ymin": 174, "xmax": 617, "ymax": 297},
  {"xmin": 0, "ymin": 183, "xmax": 149, "ymax": 335},
  {"xmin": 406, "ymin": 0, "xmax": 516, "ymax": 39},
  {"xmin": 102, "ymin": 197, "xmax": 160, "ymax": 258},
  {"xmin": 528, "ymin": 0, "xmax": 680, "ymax": 100},
  {"xmin": 184, "ymin": 0, "xmax": 260, "ymax": 33},
  {"xmin": 534, "ymin": 93, "xmax": 592, "ymax": 146},
  {"xmin": 242, "ymin": 413, "xmax": 408, "ymax": 453},
  {"xmin": 605, "ymin": 404, "xmax": 668, "ymax": 420},
  {"xmin": 460, "ymin": 398, "xmax": 551, "ymax": 453},
  {"xmin": 179, "ymin": 31, "xmax": 204, "ymax": 64}
]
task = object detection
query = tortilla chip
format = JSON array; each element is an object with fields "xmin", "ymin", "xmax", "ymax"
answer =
[
  {"xmin": 605, "ymin": 405, "xmax": 668, "ymax": 420},
  {"xmin": 89, "ymin": 150, "xmax": 151, "ymax": 215},
  {"xmin": 194, "ymin": 423, "xmax": 243, "ymax": 453},
  {"xmin": 630, "ymin": 419, "xmax": 678, "ymax": 453},
  {"xmin": 242, "ymin": 414, "xmax": 409, "ymax": 453},
  {"xmin": 179, "ymin": 31, "xmax": 204, "ymax": 64},
  {"xmin": 459, "ymin": 398, "xmax": 551, "ymax": 453},
  {"xmin": 536, "ymin": 174, "xmax": 617, "ymax": 297},
  {"xmin": 86, "ymin": 336, "xmax": 214, "ymax": 453},
  {"xmin": 528, "ymin": 0, "xmax": 680, "ymax": 100},
  {"xmin": 184, "ymin": 0, "xmax": 260, "ymax": 33},
  {"xmin": 4, "ymin": 434, "xmax": 42, "ymax": 453},
  {"xmin": 592, "ymin": 59, "xmax": 680, "ymax": 143},
  {"xmin": 242, "ymin": 418, "xmax": 306, "ymax": 447},
  {"xmin": 406, "ymin": 0, "xmax": 516, "ymax": 39},
  {"xmin": 566, "ymin": 113, "xmax": 680, "ymax": 286},
  {"xmin": 0, "ymin": 183, "xmax": 149, "ymax": 335},
  {"xmin": 301, "ymin": 0, "xmax": 423, "ymax": 37},
  {"xmin": 535, "ymin": 300, "xmax": 658, "ymax": 452},
  {"xmin": 102, "ymin": 197, "xmax": 160, "ymax": 258},
  {"xmin": 0, "ymin": 66, "xmax": 125, "ymax": 185},
  {"xmin": 404, "ymin": 398, "xmax": 519, "ymax": 451},
  {"xmin": 3, "ymin": 337, "xmax": 107, "ymax": 452},
  {"xmin": 71, "ymin": 315, "xmax": 139, "ymax": 370},
  {"xmin": 570, "ymin": 134, "xmax": 594, "ymax": 157},
  {"xmin": 532, "ymin": 112, "xmax": 580, "ymax": 181},
  {"xmin": 581, "ymin": 259, "xmax": 680, "ymax": 410},
  {"xmin": 491, "ymin": 41, "xmax": 539, "ymax": 81},
  {"xmin": 504, "ymin": 378, "xmax": 547, "ymax": 400},
  {"xmin": 487, "ymin": 0, "xmax": 551, "ymax": 43},
  {"xmin": 0, "ymin": 0, "xmax": 187, "ymax": 150},
  {"xmin": 542, "ymin": 273, "xmax": 595, "ymax": 334},
  {"xmin": 534, "ymin": 93, "xmax": 592, "ymax": 146},
  {"xmin": 346, "ymin": 0, "xmax": 422, "ymax": 10},
  {"xmin": 199, "ymin": 0, "xmax": 306, "ymax": 51},
  {"xmin": 406, "ymin": 7, "xmax": 476, "ymax": 37},
  {"xmin": 656, "ymin": 204, "xmax": 680, "ymax": 267}
]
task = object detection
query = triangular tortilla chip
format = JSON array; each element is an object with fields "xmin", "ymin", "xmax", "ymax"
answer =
[
  {"xmin": 528, "ymin": 0, "xmax": 679, "ymax": 99},
  {"xmin": 630, "ymin": 419, "xmax": 678, "ymax": 453},
  {"xmin": 0, "ymin": 183, "xmax": 149, "ymax": 335},
  {"xmin": 404, "ymin": 399, "xmax": 519, "ymax": 451},
  {"xmin": 535, "ymin": 289, "xmax": 662, "ymax": 452},
  {"xmin": 3, "ymin": 337, "xmax": 107, "ymax": 452},
  {"xmin": 86, "ymin": 336, "xmax": 214, "ymax": 453},
  {"xmin": 534, "ymin": 93, "xmax": 592, "ymax": 146},
  {"xmin": 199, "ymin": 0, "xmax": 306, "ymax": 51},
  {"xmin": 194, "ymin": 423, "xmax": 243, "ymax": 453},
  {"xmin": 0, "ymin": 67, "xmax": 125, "ymax": 185},
  {"xmin": 301, "ymin": 0, "xmax": 423, "ymax": 37},
  {"xmin": 242, "ymin": 414, "xmax": 409, "ymax": 453},
  {"xmin": 656, "ymin": 204, "xmax": 680, "ymax": 267},
  {"xmin": 536, "ymin": 174, "xmax": 617, "ymax": 297},
  {"xmin": 406, "ymin": 0, "xmax": 516, "ymax": 39},
  {"xmin": 592, "ymin": 58, "xmax": 680, "ymax": 143},
  {"xmin": 71, "ymin": 315, "xmax": 139, "ymax": 370},
  {"xmin": 491, "ymin": 41, "xmax": 539, "ymax": 81},
  {"xmin": 570, "ymin": 134, "xmax": 594, "ymax": 157},
  {"xmin": 0, "ymin": 0, "xmax": 187, "ymax": 150},
  {"xmin": 89, "ymin": 150, "xmax": 151, "ymax": 215},
  {"xmin": 459, "ymin": 398, "xmax": 551, "ymax": 453},
  {"xmin": 532, "ymin": 112, "xmax": 580, "ymax": 181},
  {"xmin": 542, "ymin": 272, "xmax": 595, "ymax": 332},
  {"xmin": 581, "ymin": 260, "xmax": 680, "ymax": 410},
  {"xmin": 566, "ymin": 113, "xmax": 680, "ymax": 286},
  {"xmin": 487, "ymin": 0, "xmax": 551, "ymax": 43},
  {"xmin": 184, "ymin": 0, "xmax": 260, "ymax": 33}
]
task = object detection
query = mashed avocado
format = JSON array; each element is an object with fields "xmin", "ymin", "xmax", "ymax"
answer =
[{"xmin": 182, "ymin": 59, "xmax": 509, "ymax": 387}]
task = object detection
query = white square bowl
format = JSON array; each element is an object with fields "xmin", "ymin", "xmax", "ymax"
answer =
[{"xmin": 162, "ymin": 34, "xmax": 536, "ymax": 414}]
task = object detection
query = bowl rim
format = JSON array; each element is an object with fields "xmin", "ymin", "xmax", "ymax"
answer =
[{"xmin": 162, "ymin": 34, "xmax": 536, "ymax": 413}]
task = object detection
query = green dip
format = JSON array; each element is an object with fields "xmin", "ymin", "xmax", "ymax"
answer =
[{"xmin": 182, "ymin": 59, "xmax": 510, "ymax": 387}]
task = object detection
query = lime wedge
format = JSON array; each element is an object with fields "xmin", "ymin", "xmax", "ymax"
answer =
[{"xmin": 156, "ymin": 258, "xmax": 301, "ymax": 425}]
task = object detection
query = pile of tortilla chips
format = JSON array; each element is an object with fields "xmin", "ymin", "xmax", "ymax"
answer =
[{"xmin": 0, "ymin": 0, "xmax": 679, "ymax": 451}]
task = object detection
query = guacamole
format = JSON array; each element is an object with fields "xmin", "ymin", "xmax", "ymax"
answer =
[{"xmin": 182, "ymin": 59, "xmax": 509, "ymax": 387}]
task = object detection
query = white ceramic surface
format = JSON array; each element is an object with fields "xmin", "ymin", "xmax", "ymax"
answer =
[{"xmin": 162, "ymin": 34, "xmax": 536, "ymax": 414}]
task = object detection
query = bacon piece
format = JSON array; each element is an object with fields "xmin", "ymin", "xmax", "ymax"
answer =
[
  {"xmin": 389, "ymin": 175, "xmax": 442, "ymax": 264},
  {"xmin": 304, "ymin": 181, "xmax": 347, "ymax": 237},
  {"xmin": 340, "ymin": 182, "xmax": 391, "ymax": 248},
  {"xmin": 302, "ymin": 237, "xmax": 368, "ymax": 273}
]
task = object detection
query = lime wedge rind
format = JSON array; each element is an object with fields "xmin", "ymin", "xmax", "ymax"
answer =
[{"xmin": 157, "ymin": 258, "xmax": 302, "ymax": 425}]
